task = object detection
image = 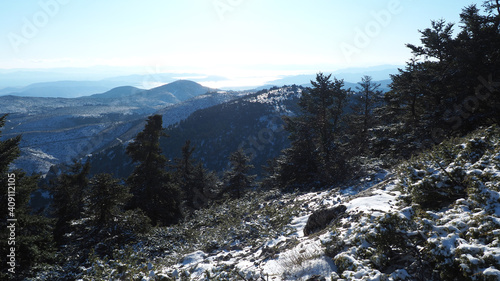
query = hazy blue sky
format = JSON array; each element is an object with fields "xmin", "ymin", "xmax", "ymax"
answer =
[{"xmin": 0, "ymin": 0, "xmax": 485, "ymax": 87}]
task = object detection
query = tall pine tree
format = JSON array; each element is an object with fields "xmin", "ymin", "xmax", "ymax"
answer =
[
  {"xmin": 126, "ymin": 114, "xmax": 182, "ymax": 226},
  {"xmin": 348, "ymin": 75, "xmax": 383, "ymax": 155},
  {"xmin": 0, "ymin": 114, "xmax": 55, "ymax": 278},
  {"xmin": 50, "ymin": 160, "xmax": 90, "ymax": 244},
  {"xmin": 173, "ymin": 140, "xmax": 197, "ymax": 210},
  {"xmin": 191, "ymin": 162, "xmax": 219, "ymax": 208},
  {"xmin": 388, "ymin": 1, "xmax": 500, "ymax": 151},
  {"xmin": 275, "ymin": 73, "xmax": 350, "ymax": 188}
]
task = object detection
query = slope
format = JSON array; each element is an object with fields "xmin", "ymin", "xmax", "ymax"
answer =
[
  {"xmin": 56, "ymin": 125, "xmax": 500, "ymax": 281},
  {"xmin": 87, "ymin": 85, "xmax": 303, "ymax": 178}
]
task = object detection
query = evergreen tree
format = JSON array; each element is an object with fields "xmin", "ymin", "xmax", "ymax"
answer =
[
  {"xmin": 13, "ymin": 173, "xmax": 56, "ymax": 275},
  {"xmin": 0, "ymin": 114, "xmax": 55, "ymax": 278},
  {"xmin": 387, "ymin": 1, "xmax": 500, "ymax": 152},
  {"xmin": 453, "ymin": 2, "xmax": 500, "ymax": 126},
  {"xmin": 299, "ymin": 73, "xmax": 348, "ymax": 165},
  {"xmin": 224, "ymin": 149, "xmax": 255, "ymax": 199},
  {"xmin": 356, "ymin": 76, "xmax": 382, "ymax": 138},
  {"xmin": 0, "ymin": 114, "xmax": 21, "ymax": 172},
  {"xmin": 389, "ymin": 60, "xmax": 437, "ymax": 131},
  {"xmin": 173, "ymin": 140, "xmax": 197, "ymax": 209},
  {"xmin": 275, "ymin": 73, "xmax": 350, "ymax": 188},
  {"xmin": 190, "ymin": 162, "xmax": 218, "ymax": 208},
  {"xmin": 349, "ymin": 76, "xmax": 383, "ymax": 154},
  {"xmin": 173, "ymin": 140, "xmax": 220, "ymax": 211},
  {"xmin": 274, "ymin": 120, "xmax": 319, "ymax": 188},
  {"xmin": 126, "ymin": 114, "xmax": 182, "ymax": 226},
  {"xmin": 49, "ymin": 160, "xmax": 90, "ymax": 244},
  {"xmin": 86, "ymin": 173, "xmax": 131, "ymax": 227}
]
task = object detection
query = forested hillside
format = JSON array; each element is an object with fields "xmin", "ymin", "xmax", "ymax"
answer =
[
  {"xmin": 87, "ymin": 85, "xmax": 302, "ymax": 178},
  {"xmin": 1, "ymin": 1, "xmax": 499, "ymax": 280}
]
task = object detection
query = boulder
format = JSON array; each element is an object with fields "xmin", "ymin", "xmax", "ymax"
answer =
[{"xmin": 303, "ymin": 205, "xmax": 347, "ymax": 236}]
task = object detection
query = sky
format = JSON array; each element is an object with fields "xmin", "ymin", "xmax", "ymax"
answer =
[{"xmin": 0, "ymin": 0, "xmax": 486, "ymax": 88}]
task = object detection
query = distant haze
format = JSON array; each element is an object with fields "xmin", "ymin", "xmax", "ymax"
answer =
[
  {"xmin": 0, "ymin": 65, "xmax": 400, "ymax": 98},
  {"xmin": 1, "ymin": 0, "xmax": 480, "ymax": 88}
]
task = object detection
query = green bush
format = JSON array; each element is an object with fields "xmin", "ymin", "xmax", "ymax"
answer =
[{"xmin": 398, "ymin": 127, "xmax": 500, "ymax": 209}]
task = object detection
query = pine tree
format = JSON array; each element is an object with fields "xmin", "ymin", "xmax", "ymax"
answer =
[
  {"xmin": 173, "ymin": 140, "xmax": 197, "ymax": 209},
  {"xmin": 86, "ymin": 173, "xmax": 131, "ymax": 227},
  {"xmin": 224, "ymin": 149, "xmax": 255, "ymax": 199},
  {"xmin": 126, "ymin": 114, "xmax": 182, "ymax": 226},
  {"xmin": 0, "ymin": 114, "xmax": 55, "ymax": 277},
  {"xmin": 454, "ymin": 2, "xmax": 500, "ymax": 126},
  {"xmin": 275, "ymin": 73, "xmax": 350, "ymax": 188},
  {"xmin": 173, "ymin": 140, "xmax": 219, "ymax": 210},
  {"xmin": 299, "ymin": 73, "xmax": 348, "ymax": 165},
  {"xmin": 0, "ymin": 114, "xmax": 21, "ymax": 173},
  {"xmin": 387, "ymin": 1, "xmax": 500, "ymax": 150},
  {"xmin": 49, "ymin": 160, "xmax": 90, "ymax": 244},
  {"xmin": 274, "ymin": 119, "xmax": 319, "ymax": 188},
  {"xmin": 190, "ymin": 162, "xmax": 218, "ymax": 208},
  {"xmin": 14, "ymin": 173, "xmax": 56, "ymax": 274},
  {"xmin": 349, "ymin": 76, "xmax": 383, "ymax": 154}
]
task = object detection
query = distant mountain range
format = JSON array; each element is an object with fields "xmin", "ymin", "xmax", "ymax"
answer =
[
  {"xmin": 264, "ymin": 67, "xmax": 397, "ymax": 87},
  {"xmin": 0, "ymin": 80, "xmax": 130, "ymax": 98},
  {"xmin": 0, "ymin": 65, "xmax": 401, "ymax": 98}
]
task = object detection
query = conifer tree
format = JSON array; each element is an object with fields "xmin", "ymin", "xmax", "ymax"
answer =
[
  {"xmin": 275, "ymin": 73, "xmax": 350, "ymax": 188},
  {"xmin": 173, "ymin": 140, "xmax": 218, "ymax": 210},
  {"xmin": 224, "ymin": 149, "xmax": 255, "ymax": 199},
  {"xmin": 191, "ymin": 162, "xmax": 218, "ymax": 207},
  {"xmin": 50, "ymin": 160, "xmax": 90, "ymax": 244},
  {"xmin": 0, "ymin": 115, "xmax": 21, "ymax": 171},
  {"xmin": 387, "ymin": 1, "xmax": 500, "ymax": 149},
  {"xmin": 173, "ymin": 140, "xmax": 197, "ymax": 209},
  {"xmin": 274, "ymin": 120, "xmax": 319, "ymax": 188},
  {"xmin": 299, "ymin": 73, "xmax": 348, "ymax": 165},
  {"xmin": 126, "ymin": 114, "xmax": 182, "ymax": 226},
  {"xmin": 0, "ymin": 114, "xmax": 55, "ymax": 277},
  {"xmin": 14, "ymin": 173, "xmax": 56, "ymax": 274},
  {"xmin": 356, "ymin": 76, "xmax": 382, "ymax": 136},
  {"xmin": 349, "ymin": 76, "xmax": 383, "ymax": 154},
  {"xmin": 86, "ymin": 173, "xmax": 131, "ymax": 227}
]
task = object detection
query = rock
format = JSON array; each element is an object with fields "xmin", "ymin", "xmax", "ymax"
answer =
[
  {"xmin": 303, "ymin": 205, "xmax": 347, "ymax": 236},
  {"xmin": 306, "ymin": 275, "xmax": 326, "ymax": 281},
  {"xmin": 222, "ymin": 253, "xmax": 233, "ymax": 261}
]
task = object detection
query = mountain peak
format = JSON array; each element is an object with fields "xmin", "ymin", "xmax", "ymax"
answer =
[
  {"xmin": 89, "ymin": 86, "xmax": 143, "ymax": 99},
  {"xmin": 148, "ymin": 80, "xmax": 212, "ymax": 102}
]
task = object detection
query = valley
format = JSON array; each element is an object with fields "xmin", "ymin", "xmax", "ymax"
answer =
[{"xmin": 0, "ymin": 80, "xmax": 236, "ymax": 175}]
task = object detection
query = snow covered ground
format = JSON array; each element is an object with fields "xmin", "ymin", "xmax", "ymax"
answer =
[
  {"xmin": 35, "ymin": 126, "xmax": 500, "ymax": 280},
  {"xmin": 151, "ymin": 128, "xmax": 500, "ymax": 280}
]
